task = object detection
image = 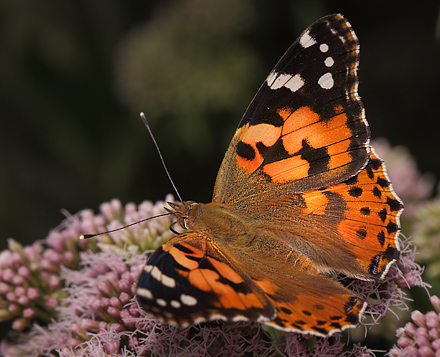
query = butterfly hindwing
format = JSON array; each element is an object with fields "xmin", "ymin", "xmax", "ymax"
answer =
[
  {"xmin": 210, "ymin": 233, "xmax": 367, "ymax": 336},
  {"xmin": 311, "ymin": 149, "xmax": 403, "ymax": 279},
  {"xmin": 247, "ymin": 261, "xmax": 366, "ymax": 336},
  {"xmin": 235, "ymin": 150, "xmax": 403, "ymax": 282}
]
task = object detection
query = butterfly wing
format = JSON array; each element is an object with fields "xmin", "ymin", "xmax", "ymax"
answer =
[
  {"xmin": 214, "ymin": 14, "xmax": 369, "ymax": 203},
  {"xmin": 296, "ymin": 148, "xmax": 402, "ymax": 279},
  {"xmin": 137, "ymin": 232, "xmax": 275, "ymax": 326},
  {"xmin": 212, "ymin": 14, "xmax": 402, "ymax": 281},
  {"xmin": 239, "ymin": 149, "xmax": 402, "ymax": 281},
  {"xmin": 238, "ymin": 254, "xmax": 367, "ymax": 336}
]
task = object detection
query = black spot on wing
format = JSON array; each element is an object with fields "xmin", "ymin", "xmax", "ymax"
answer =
[
  {"xmin": 356, "ymin": 228, "xmax": 367, "ymax": 240},
  {"xmin": 387, "ymin": 197, "xmax": 404, "ymax": 212},
  {"xmin": 281, "ymin": 306, "xmax": 293, "ymax": 315},
  {"xmin": 372, "ymin": 187, "xmax": 382, "ymax": 198},
  {"xmin": 236, "ymin": 141, "xmax": 255, "ymax": 161},
  {"xmin": 377, "ymin": 231, "xmax": 385, "ymax": 246},
  {"xmin": 348, "ymin": 186, "xmax": 363, "ymax": 198},
  {"xmin": 259, "ymin": 137, "xmax": 290, "ymax": 165},
  {"xmin": 369, "ymin": 157, "xmax": 382, "ymax": 170},
  {"xmin": 386, "ymin": 222, "xmax": 399, "ymax": 234},
  {"xmin": 376, "ymin": 176, "xmax": 389, "ymax": 188},
  {"xmin": 365, "ymin": 165, "xmax": 374, "ymax": 179},
  {"xmin": 331, "ymin": 321, "xmax": 342, "ymax": 329},
  {"xmin": 378, "ymin": 208, "xmax": 388, "ymax": 222},
  {"xmin": 312, "ymin": 326, "xmax": 329, "ymax": 335},
  {"xmin": 256, "ymin": 141, "xmax": 271, "ymax": 158},
  {"xmin": 383, "ymin": 244, "xmax": 400, "ymax": 261},
  {"xmin": 360, "ymin": 207, "xmax": 370, "ymax": 216},
  {"xmin": 302, "ymin": 310, "xmax": 312, "ymax": 316},
  {"xmin": 298, "ymin": 139, "xmax": 330, "ymax": 176}
]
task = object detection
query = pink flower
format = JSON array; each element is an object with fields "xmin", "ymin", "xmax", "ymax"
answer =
[
  {"xmin": 372, "ymin": 139, "xmax": 435, "ymax": 219},
  {"xmin": 389, "ymin": 296, "xmax": 440, "ymax": 356}
]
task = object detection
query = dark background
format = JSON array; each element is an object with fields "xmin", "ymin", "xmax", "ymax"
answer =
[{"xmin": 1, "ymin": 0, "xmax": 439, "ymax": 249}]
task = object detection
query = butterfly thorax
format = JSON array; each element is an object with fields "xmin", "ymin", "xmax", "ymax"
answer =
[{"xmin": 169, "ymin": 201, "xmax": 249, "ymax": 242}]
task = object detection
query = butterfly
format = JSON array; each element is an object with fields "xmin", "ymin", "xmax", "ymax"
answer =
[{"xmin": 136, "ymin": 13, "xmax": 403, "ymax": 337}]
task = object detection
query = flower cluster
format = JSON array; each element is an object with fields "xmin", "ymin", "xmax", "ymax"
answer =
[
  {"xmin": 389, "ymin": 295, "xmax": 440, "ymax": 356},
  {"xmin": 0, "ymin": 195, "xmax": 175, "ymax": 356},
  {"xmin": 0, "ymin": 229, "xmax": 94, "ymax": 332},
  {"xmin": 372, "ymin": 139, "xmax": 435, "ymax": 219},
  {"xmin": 409, "ymin": 197, "xmax": 440, "ymax": 280}
]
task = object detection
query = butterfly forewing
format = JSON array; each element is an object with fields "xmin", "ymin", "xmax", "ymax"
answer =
[
  {"xmin": 213, "ymin": 14, "xmax": 369, "ymax": 203},
  {"xmin": 137, "ymin": 232, "xmax": 275, "ymax": 326}
]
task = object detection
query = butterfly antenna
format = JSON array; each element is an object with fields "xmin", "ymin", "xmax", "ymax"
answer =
[
  {"xmin": 140, "ymin": 112, "xmax": 183, "ymax": 203},
  {"xmin": 79, "ymin": 212, "xmax": 173, "ymax": 240}
]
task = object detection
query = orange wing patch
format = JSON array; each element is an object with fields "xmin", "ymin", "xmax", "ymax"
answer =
[
  {"xmin": 233, "ymin": 103, "xmax": 368, "ymax": 194},
  {"xmin": 247, "ymin": 264, "xmax": 366, "ymax": 336},
  {"xmin": 235, "ymin": 124, "xmax": 281, "ymax": 173},
  {"xmin": 265, "ymin": 106, "xmax": 353, "ymax": 183},
  {"xmin": 300, "ymin": 149, "xmax": 402, "ymax": 279},
  {"xmin": 334, "ymin": 149, "xmax": 403, "ymax": 277}
]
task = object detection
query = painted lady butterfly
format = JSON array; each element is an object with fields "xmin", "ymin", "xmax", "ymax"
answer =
[{"xmin": 136, "ymin": 14, "xmax": 403, "ymax": 336}]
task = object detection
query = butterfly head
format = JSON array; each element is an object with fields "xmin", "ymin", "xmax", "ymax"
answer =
[{"xmin": 166, "ymin": 201, "xmax": 199, "ymax": 230}]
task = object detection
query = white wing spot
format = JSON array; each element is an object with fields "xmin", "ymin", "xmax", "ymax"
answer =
[
  {"xmin": 232, "ymin": 315, "xmax": 249, "ymax": 322},
  {"xmin": 318, "ymin": 72, "xmax": 334, "ymax": 89},
  {"xmin": 267, "ymin": 72, "xmax": 304, "ymax": 93},
  {"xmin": 137, "ymin": 288, "xmax": 153, "ymax": 300},
  {"xmin": 319, "ymin": 43, "xmax": 329, "ymax": 52},
  {"xmin": 299, "ymin": 30, "xmax": 316, "ymax": 48},
  {"xmin": 170, "ymin": 300, "xmax": 181, "ymax": 309},
  {"xmin": 150, "ymin": 266, "xmax": 162, "ymax": 281},
  {"xmin": 324, "ymin": 57, "xmax": 334, "ymax": 67},
  {"xmin": 208, "ymin": 313, "xmax": 228, "ymax": 322},
  {"xmin": 266, "ymin": 70, "xmax": 277, "ymax": 87},
  {"xmin": 268, "ymin": 72, "xmax": 291, "ymax": 90},
  {"xmin": 143, "ymin": 265, "xmax": 153, "ymax": 273},
  {"xmin": 161, "ymin": 274, "xmax": 176, "ymax": 288},
  {"xmin": 284, "ymin": 74, "xmax": 305, "ymax": 92},
  {"xmin": 181, "ymin": 294, "xmax": 197, "ymax": 306},
  {"xmin": 149, "ymin": 266, "xmax": 175, "ymax": 288},
  {"xmin": 192, "ymin": 316, "xmax": 207, "ymax": 325},
  {"xmin": 156, "ymin": 298, "xmax": 167, "ymax": 307}
]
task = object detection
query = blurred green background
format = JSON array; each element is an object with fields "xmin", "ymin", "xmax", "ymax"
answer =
[{"xmin": 1, "ymin": 0, "xmax": 439, "ymax": 248}]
